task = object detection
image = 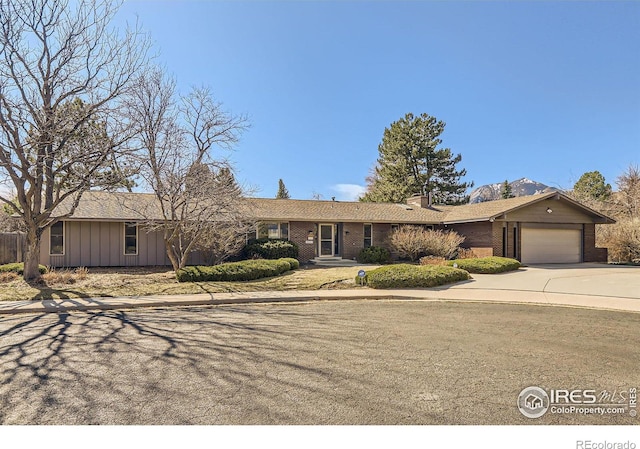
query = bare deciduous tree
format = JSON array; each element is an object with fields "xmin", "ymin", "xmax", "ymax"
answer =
[
  {"xmin": 127, "ymin": 67, "xmax": 250, "ymax": 271},
  {"xmin": 614, "ymin": 164, "xmax": 640, "ymax": 219},
  {"xmin": 0, "ymin": 0, "xmax": 149, "ymax": 279},
  {"xmin": 389, "ymin": 226, "xmax": 465, "ymax": 261}
]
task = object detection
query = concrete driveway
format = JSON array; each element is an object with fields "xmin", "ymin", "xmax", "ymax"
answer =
[{"xmin": 445, "ymin": 263, "xmax": 640, "ymax": 299}]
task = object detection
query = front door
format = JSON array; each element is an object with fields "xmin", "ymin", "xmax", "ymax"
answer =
[{"xmin": 319, "ymin": 224, "xmax": 334, "ymax": 257}]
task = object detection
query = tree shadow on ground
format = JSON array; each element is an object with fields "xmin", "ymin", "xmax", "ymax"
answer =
[{"xmin": 0, "ymin": 304, "xmax": 411, "ymax": 424}]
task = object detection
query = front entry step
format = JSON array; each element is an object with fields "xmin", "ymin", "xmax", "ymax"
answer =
[{"xmin": 309, "ymin": 257, "xmax": 359, "ymax": 267}]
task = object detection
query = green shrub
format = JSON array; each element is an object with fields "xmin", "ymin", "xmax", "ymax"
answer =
[
  {"xmin": 357, "ymin": 246, "xmax": 391, "ymax": 264},
  {"xmin": 279, "ymin": 257, "xmax": 300, "ymax": 270},
  {"xmin": 0, "ymin": 262, "xmax": 47, "ymax": 275},
  {"xmin": 446, "ymin": 257, "xmax": 521, "ymax": 274},
  {"xmin": 176, "ymin": 258, "xmax": 295, "ymax": 282},
  {"xmin": 356, "ymin": 264, "xmax": 470, "ymax": 289},
  {"xmin": 243, "ymin": 238, "xmax": 299, "ymax": 259}
]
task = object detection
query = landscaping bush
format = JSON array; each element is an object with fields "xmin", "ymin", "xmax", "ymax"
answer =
[
  {"xmin": 446, "ymin": 257, "xmax": 521, "ymax": 274},
  {"xmin": 176, "ymin": 258, "xmax": 295, "ymax": 282},
  {"xmin": 279, "ymin": 257, "xmax": 300, "ymax": 270},
  {"xmin": 0, "ymin": 262, "xmax": 47, "ymax": 275},
  {"xmin": 597, "ymin": 219, "xmax": 640, "ymax": 264},
  {"xmin": 389, "ymin": 226, "xmax": 465, "ymax": 261},
  {"xmin": 0, "ymin": 272, "xmax": 18, "ymax": 283},
  {"xmin": 243, "ymin": 238, "xmax": 299, "ymax": 259},
  {"xmin": 419, "ymin": 255, "xmax": 447, "ymax": 266},
  {"xmin": 357, "ymin": 246, "xmax": 391, "ymax": 264},
  {"xmin": 456, "ymin": 248, "xmax": 479, "ymax": 259},
  {"xmin": 356, "ymin": 264, "xmax": 470, "ymax": 289}
]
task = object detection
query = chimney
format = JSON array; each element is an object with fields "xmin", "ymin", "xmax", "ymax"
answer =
[{"xmin": 407, "ymin": 193, "xmax": 433, "ymax": 209}]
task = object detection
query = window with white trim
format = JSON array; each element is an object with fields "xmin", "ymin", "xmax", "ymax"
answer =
[
  {"xmin": 50, "ymin": 221, "xmax": 64, "ymax": 255},
  {"xmin": 257, "ymin": 222, "xmax": 289, "ymax": 240},
  {"xmin": 124, "ymin": 222, "xmax": 138, "ymax": 255}
]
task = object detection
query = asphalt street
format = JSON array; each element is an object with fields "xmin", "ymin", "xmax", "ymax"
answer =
[{"xmin": 1, "ymin": 300, "xmax": 638, "ymax": 425}]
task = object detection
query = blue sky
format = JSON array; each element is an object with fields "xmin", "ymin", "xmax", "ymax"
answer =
[{"xmin": 117, "ymin": 0, "xmax": 640, "ymax": 200}]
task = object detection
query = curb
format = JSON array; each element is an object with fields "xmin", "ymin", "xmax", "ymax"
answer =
[{"xmin": 1, "ymin": 289, "xmax": 639, "ymax": 315}]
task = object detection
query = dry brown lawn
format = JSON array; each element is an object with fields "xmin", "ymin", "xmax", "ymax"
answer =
[{"xmin": 0, "ymin": 265, "xmax": 377, "ymax": 302}]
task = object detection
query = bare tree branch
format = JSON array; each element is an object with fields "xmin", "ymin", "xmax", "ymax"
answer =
[
  {"xmin": 126, "ymin": 67, "xmax": 252, "ymax": 271},
  {"xmin": 0, "ymin": 0, "xmax": 150, "ymax": 279}
]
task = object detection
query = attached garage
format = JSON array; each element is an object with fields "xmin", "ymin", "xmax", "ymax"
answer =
[{"xmin": 520, "ymin": 226, "xmax": 582, "ymax": 264}]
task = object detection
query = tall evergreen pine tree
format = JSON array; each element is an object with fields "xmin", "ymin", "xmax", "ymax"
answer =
[
  {"xmin": 361, "ymin": 112, "xmax": 473, "ymax": 204},
  {"xmin": 276, "ymin": 178, "xmax": 290, "ymax": 199},
  {"xmin": 501, "ymin": 180, "xmax": 515, "ymax": 199}
]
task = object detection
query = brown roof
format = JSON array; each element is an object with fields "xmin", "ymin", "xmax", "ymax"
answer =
[
  {"xmin": 55, "ymin": 191, "xmax": 164, "ymax": 221},
  {"xmin": 244, "ymin": 197, "xmax": 448, "ymax": 223},
  {"xmin": 59, "ymin": 190, "xmax": 615, "ymax": 224}
]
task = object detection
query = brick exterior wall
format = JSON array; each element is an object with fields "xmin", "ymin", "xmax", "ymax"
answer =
[
  {"xmin": 342, "ymin": 222, "xmax": 363, "ymax": 260},
  {"xmin": 288, "ymin": 221, "xmax": 396, "ymax": 262},
  {"xmin": 583, "ymin": 223, "xmax": 608, "ymax": 262},
  {"xmin": 492, "ymin": 222, "xmax": 504, "ymax": 257},
  {"xmin": 448, "ymin": 222, "xmax": 494, "ymax": 257},
  {"xmin": 287, "ymin": 219, "xmax": 608, "ymax": 264},
  {"xmin": 506, "ymin": 224, "xmax": 515, "ymax": 259},
  {"xmin": 290, "ymin": 221, "xmax": 316, "ymax": 262}
]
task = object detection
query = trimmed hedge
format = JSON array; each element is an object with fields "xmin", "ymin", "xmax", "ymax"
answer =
[
  {"xmin": 356, "ymin": 264, "xmax": 470, "ymax": 289},
  {"xmin": 279, "ymin": 257, "xmax": 300, "ymax": 270},
  {"xmin": 357, "ymin": 246, "xmax": 391, "ymax": 264},
  {"xmin": 176, "ymin": 258, "xmax": 295, "ymax": 282},
  {"xmin": 0, "ymin": 262, "xmax": 48, "ymax": 275},
  {"xmin": 446, "ymin": 257, "xmax": 521, "ymax": 274},
  {"xmin": 243, "ymin": 239, "xmax": 299, "ymax": 259}
]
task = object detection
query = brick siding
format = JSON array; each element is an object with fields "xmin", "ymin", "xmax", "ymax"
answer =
[
  {"xmin": 290, "ymin": 221, "xmax": 316, "ymax": 262},
  {"xmin": 583, "ymin": 223, "xmax": 608, "ymax": 262}
]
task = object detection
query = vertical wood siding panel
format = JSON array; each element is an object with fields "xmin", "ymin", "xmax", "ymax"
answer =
[
  {"xmin": 39, "ymin": 228, "xmax": 49, "ymax": 266},
  {"xmin": 100, "ymin": 222, "xmax": 110, "ymax": 266},
  {"xmin": 80, "ymin": 222, "xmax": 91, "ymax": 266},
  {"xmin": 68, "ymin": 222, "xmax": 81, "ymax": 267},
  {"xmin": 91, "ymin": 222, "xmax": 101, "ymax": 266},
  {"xmin": 139, "ymin": 227, "xmax": 148, "ymax": 266},
  {"xmin": 110, "ymin": 223, "xmax": 121, "ymax": 266}
]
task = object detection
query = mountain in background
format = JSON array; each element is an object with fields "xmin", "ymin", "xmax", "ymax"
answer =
[{"xmin": 469, "ymin": 178, "xmax": 560, "ymax": 204}]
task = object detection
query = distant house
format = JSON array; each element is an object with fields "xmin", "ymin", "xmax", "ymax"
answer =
[{"xmin": 39, "ymin": 190, "xmax": 614, "ymax": 267}]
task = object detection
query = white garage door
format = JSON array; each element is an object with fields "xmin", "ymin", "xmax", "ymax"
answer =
[{"xmin": 521, "ymin": 227, "xmax": 582, "ymax": 264}]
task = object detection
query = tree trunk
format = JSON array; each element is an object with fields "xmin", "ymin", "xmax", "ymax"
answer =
[
  {"xmin": 164, "ymin": 239, "xmax": 180, "ymax": 272},
  {"xmin": 23, "ymin": 226, "xmax": 42, "ymax": 281}
]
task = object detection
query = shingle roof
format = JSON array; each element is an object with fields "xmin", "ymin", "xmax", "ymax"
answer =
[
  {"xmin": 59, "ymin": 190, "xmax": 614, "ymax": 224},
  {"xmin": 55, "ymin": 191, "xmax": 164, "ymax": 221},
  {"xmin": 244, "ymin": 197, "xmax": 448, "ymax": 223}
]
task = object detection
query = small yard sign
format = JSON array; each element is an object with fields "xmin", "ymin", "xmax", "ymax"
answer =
[{"xmin": 357, "ymin": 269, "xmax": 366, "ymax": 286}]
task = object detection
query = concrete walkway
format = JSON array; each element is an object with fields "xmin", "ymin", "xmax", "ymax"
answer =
[{"xmin": 0, "ymin": 263, "xmax": 638, "ymax": 315}]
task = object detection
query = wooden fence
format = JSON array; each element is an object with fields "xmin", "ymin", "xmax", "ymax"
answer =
[{"xmin": 0, "ymin": 233, "xmax": 25, "ymax": 264}]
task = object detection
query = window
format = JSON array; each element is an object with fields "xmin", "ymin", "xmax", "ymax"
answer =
[
  {"xmin": 513, "ymin": 225, "xmax": 518, "ymax": 259},
  {"xmin": 50, "ymin": 221, "xmax": 64, "ymax": 255},
  {"xmin": 257, "ymin": 222, "xmax": 289, "ymax": 240},
  {"xmin": 364, "ymin": 224, "xmax": 372, "ymax": 248},
  {"xmin": 124, "ymin": 222, "xmax": 138, "ymax": 255},
  {"xmin": 502, "ymin": 226, "xmax": 507, "ymax": 257}
]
